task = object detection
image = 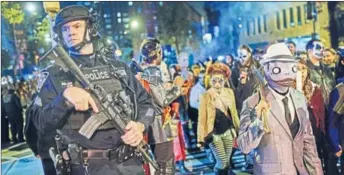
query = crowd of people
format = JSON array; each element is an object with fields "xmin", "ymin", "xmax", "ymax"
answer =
[
  {"xmin": 1, "ymin": 78, "xmax": 37, "ymax": 145},
  {"xmin": 128, "ymin": 37, "xmax": 344, "ymax": 175},
  {"xmin": 2, "ymin": 4, "xmax": 344, "ymax": 175}
]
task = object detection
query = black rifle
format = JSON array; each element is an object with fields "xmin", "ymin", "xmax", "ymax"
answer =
[{"xmin": 52, "ymin": 44, "xmax": 158, "ymax": 170}]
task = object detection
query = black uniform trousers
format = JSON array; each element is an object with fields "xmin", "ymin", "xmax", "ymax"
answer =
[{"xmin": 41, "ymin": 158, "xmax": 57, "ymax": 175}]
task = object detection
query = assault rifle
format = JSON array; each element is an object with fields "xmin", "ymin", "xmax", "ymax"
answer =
[{"xmin": 51, "ymin": 44, "xmax": 158, "ymax": 170}]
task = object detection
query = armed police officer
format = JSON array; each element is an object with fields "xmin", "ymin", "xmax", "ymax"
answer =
[{"xmin": 27, "ymin": 5, "xmax": 155, "ymax": 175}]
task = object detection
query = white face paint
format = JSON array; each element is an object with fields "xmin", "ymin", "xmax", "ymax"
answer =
[
  {"xmin": 238, "ymin": 49, "xmax": 250, "ymax": 64},
  {"xmin": 264, "ymin": 61, "xmax": 297, "ymax": 93},
  {"xmin": 312, "ymin": 41, "xmax": 324, "ymax": 59}
]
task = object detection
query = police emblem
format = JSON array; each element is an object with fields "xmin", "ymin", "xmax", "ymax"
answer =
[{"xmin": 37, "ymin": 72, "xmax": 49, "ymax": 92}]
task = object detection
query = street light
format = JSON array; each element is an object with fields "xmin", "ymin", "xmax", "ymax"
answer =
[
  {"xmin": 26, "ymin": 3, "xmax": 36, "ymax": 13},
  {"xmin": 131, "ymin": 20, "xmax": 139, "ymax": 29}
]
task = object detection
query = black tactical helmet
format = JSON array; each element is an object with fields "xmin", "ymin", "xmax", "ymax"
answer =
[
  {"xmin": 53, "ymin": 5, "xmax": 94, "ymax": 33},
  {"xmin": 140, "ymin": 38, "xmax": 162, "ymax": 64}
]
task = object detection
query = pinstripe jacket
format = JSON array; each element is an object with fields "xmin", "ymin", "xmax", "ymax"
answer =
[{"xmin": 237, "ymin": 87, "xmax": 323, "ymax": 175}]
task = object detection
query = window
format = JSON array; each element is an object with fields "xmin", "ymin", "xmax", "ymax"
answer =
[
  {"xmin": 124, "ymin": 24, "xmax": 129, "ymax": 29},
  {"xmin": 246, "ymin": 20, "xmax": 250, "ymax": 36},
  {"xmin": 263, "ymin": 14, "xmax": 268, "ymax": 32},
  {"xmin": 297, "ymin": 6, "xmax": 302, "ymax": 26},
  {"xmin": 128, "ymin": 1, "xmax": 133, "ymax": 6},
  {"xmin": 123, "ymin": 18, "xmax": 130, "ymax": 23},
  {"xmin": 105, "ymin": 19, "xmax": 112, "ymax": 24},
  {"xmin": 117, "ymin": 12, "xmax": 121, "ymax": 17},
  {"xmin": 117, "ymin": 18, "xmax": 122, "ymax": 23},
  {"xmin": 283, "ymin": 9, "xmax": 287, "ymax": 29},
  {"xmin": 123, "ymin": 13, "xmax": 128, "ymax": 17},
  {"xmin": 276, "ymin": 12, "xmax": 281, "ymax": 30},
  {"xmin": 290, "ymin": 8, "xmax": 295, "ymax": 27},
  {"xmin": 159, "ymin": 2, "xmax": 163, "ymax": 6},
  {"xmin": 252, "ymin": 18, "xmax": 256, "ymax": 35},
  {"xmin": 106, "ymin": 24, "xmax": 112, "ymax": 29},
  {"xmin": 304, "ymin": 4, "xmax": 310, "ymax": 23},
  {"xmin": 258, "ymin": 16, "xmax": 262, "ymax": 34}
]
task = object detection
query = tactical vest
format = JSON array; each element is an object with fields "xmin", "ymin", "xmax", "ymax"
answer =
[{"xmin": 65, "ymin": 64, "xmax": 134, "ymax": 134}]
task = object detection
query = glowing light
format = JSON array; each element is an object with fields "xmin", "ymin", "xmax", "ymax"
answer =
[
  {"xmin": 115, "ymin": 49, "xmax": 122, "ymax": 57},
  {"xmin": 131, "ymin": 20, "xmax": 139, "ymax": 29},
  {"xmin": 27, "ymin": 3, "xmax": 36, "ymax": 13}
]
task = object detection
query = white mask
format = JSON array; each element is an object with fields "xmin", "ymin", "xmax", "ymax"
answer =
[
  {"xmin": 312, "ymin": 41, "xmax": 324, "ymax": 59},
  {"xmin": 238, "ymin": 49, "xmax": 250, "ymax": 64},
  {"xmin": 264, "ymin": 61, "xmax": 297, "ymax": 93}
]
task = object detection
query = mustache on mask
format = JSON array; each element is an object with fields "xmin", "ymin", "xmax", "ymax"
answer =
[{"xmin": 275, "ymin": 78, "xmax": 295, "ymax": 83}]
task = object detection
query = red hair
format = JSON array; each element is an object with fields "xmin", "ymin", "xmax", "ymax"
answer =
[{"xmin": 207, "ymin": 62, "xmax": 231, "ymax": 78}]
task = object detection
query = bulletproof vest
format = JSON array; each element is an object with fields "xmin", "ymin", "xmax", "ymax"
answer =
[{"xmin": 67, "ymin": 63, "xmax": 134, "ymax": 132}]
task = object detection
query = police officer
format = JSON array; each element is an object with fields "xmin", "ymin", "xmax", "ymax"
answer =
[{"xmin": 27, "ymin": 5, "xmax": 155, "ymax": 175}]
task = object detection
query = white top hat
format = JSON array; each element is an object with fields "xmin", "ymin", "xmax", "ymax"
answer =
[{"xmin": 260, "ymin": 43, "xmax": 297, "ymax": 65}]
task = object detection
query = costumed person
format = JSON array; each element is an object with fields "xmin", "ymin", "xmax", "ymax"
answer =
[
  {"xmin": 232, "ymin": 45, "xmax": 260, "ymax": 116},
  {"xmin": 198, "ymin": 62, "xmax": 240, "ymax": 175},
  {"xmin": 26, "ymin": 5, "xmax": 155, "ymax": 175},
  {"xmin": 237, "ymin": 43, "xmax": 323, "ymax": 175},
  {"xmin": 176, "ymin": 52, "xmax": 195, "ymax": 149},
  {"xmin": 293, "ymin": 59, "xmax": 326, "ymax": 166},
  {"xmin": 305, "ymin": 39, "xmax": 336, "ymax": 174},
  {"xmin": 139, "ymin": 38, "xmax": 185, "ymax": 175},
  {"xmin": 168, "ymin": 64, "xmax": 190, "ymax": 173},
  {"xmin": 328, "ymin": 53, "xmax": 344, "ymax": 174},
  {"xmin": 305, "ymin": 39, "xmax": 335, "ymax": 106}
]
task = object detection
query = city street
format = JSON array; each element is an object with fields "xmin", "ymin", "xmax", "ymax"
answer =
[{"xmin": 1, "ymin": 142, "xmax": 252, "ymax": 175}]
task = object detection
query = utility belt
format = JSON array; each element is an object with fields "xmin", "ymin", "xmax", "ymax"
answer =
[
  {"xmin": 50, "ymin": 131, "xmax": 140, "ymax": 175},
  {"xmin": 67, "ymin": 143, "xmax": 137, "ymax": 165}
]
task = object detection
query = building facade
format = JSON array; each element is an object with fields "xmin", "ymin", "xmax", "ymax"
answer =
[{"xmin": 239, "ymin": 2, "xmax": 334, "ymax": 51}]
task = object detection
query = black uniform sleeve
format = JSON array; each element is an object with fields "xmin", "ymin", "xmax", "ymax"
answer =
[
  {"xmin": 24, "ymin": 103, "xmax": 39, "ymax": 156},
  {"xmin": 121, "ymin": 62, "xmax": 155, "ymax": 130},
  {"xmin": 28, "ymin": 72, "xmax": 72, "ymax": 135}
]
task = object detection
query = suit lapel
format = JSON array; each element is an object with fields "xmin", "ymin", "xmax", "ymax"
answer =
[{"xmin": 265, "ymin": 88, "xmax": 293, "ymax": 139}]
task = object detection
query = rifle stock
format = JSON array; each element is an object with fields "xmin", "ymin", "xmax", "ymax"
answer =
[{"xmin": 52, "ymin": 44, "xmax": 158, "ymax": 170}]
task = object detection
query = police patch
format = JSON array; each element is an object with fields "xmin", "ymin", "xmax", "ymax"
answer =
[
  {"xmin": 37, "ymin": 72, "xmax": 49, "ymax": 92},
  {"xmin": 82, "ymin": 65, "xmax": 111, "ymax": 82}
]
